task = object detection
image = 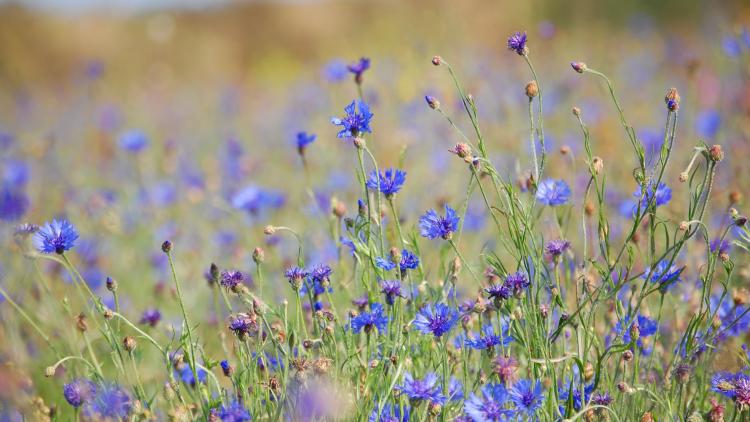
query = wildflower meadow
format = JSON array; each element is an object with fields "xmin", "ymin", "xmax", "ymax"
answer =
[{"xmin": 1, "ymin": 1, "xmax": 750, "ymax": 421}]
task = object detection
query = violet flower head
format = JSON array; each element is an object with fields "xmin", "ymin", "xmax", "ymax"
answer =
[
  {"xmin": 419, "ymin": 205, "xmax": 459, "ymax": 240},
  {"xmin": 139, "ymin": 308, "xmax": 162, "ymax": 327},
  {"xmin": 350, "ymin": 302, "xmax": 389, "ymax": 334},
  {"xmin": 507, "ymin": 31, "xmax": 528, "ymax": 55},
  {"xmin": 366, "ymin": 168, "xmax": 406, "ymax": 198},
  {"xmin": 413, "ymin": 303, "xmax": 459, "ymax": 338},
  {"xmin": 395, "ymin": 372, "xmax": 445, "ymax": 405},
  {"xmin": 464, "ymin": 383, "xmax": 512, "ymax": 421}
]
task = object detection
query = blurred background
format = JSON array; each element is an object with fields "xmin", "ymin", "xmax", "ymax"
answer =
[{"xmin": 1, "ymin": 0, "xmax": 750, "ymax": 416}]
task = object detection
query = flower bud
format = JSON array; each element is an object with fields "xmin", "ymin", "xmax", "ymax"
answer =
[
  {"xmin": 123, "ymin": 336, "xmax": 137, "ymax": 352},
  {"xmin": 679, "ymin": 172, "xmax": 688, "ymax": 182},
  {"xmin": 679, "ymin": 221, "xmax": 689, "ymax": 231},
  {"xmin": 161, "ymin": 240, "xmax": 172, "ymax": 253},
  {"xmin": 332, "ymin": 199, "xmax": 347, "ymax": 218},
  {"xmin": 641, "ymin": 412, "xmax": 654, "ymax": 422},
  {"xmin": 75, "ymin": 313, "xmax": 88, "ymax": 332},
  {"xmin": 353, "ymin": 137, "xmax": 365, "ymax": 149},
  {"xmin": 45, "ymin": 366, "xmax": 56, "ymax": 377},
  {"xmin": 729, "ymin": 190, "xmax": 742, "ymax": 204},
  {"xmin": 572, "ymin": 106, "xmax": 581, "ymax": 117},
  {"xmin": 571, "ymin": 62, "xmax": 587, "ymax": 73},
  {"xmin": 665, "ymin": 88, "xmax": 680, "ymax": 111},
  {"xmin": 252, "ymin": 247, "xmax": 265, "ymax": 264},
  {"xmin": 560, "ymin": 145, "xmax": 571, "ymax": 155},
  {"xmin": 106, "ymin": 276, "xmax": 118, "ymax": 292},
  {"xmin": 425, "ymin": 95, "xmax": 440, "ymax": 110},
  {"xmin": 622, "ymin": 350, "xmax": 634, "ymax": 362},
  {"xmin": 591, "ymin": 157, "xmax": 604, "ymax": 174},
  {"xmin": 525, "ymin": 80, "xmax": 538, "ymax": 98},
  {"xmin": 263, "ymin": 225, "xmax": 276, "ymax": 235},
  {"xmin": 432, "ymin": 56, "xmax": 442, "ymax": 66}
]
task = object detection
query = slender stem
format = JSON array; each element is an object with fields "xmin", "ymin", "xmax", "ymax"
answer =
[
  {"xmin": 165, "ymin": 251, "xmax": 199, "ymax": 386},
  {"xmin": 447, "ymin": 239, "xmax": 481, "ymax": 285}
]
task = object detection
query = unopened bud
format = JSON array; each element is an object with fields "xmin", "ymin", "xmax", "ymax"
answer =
[
  {"xmin": 709, "ymin": 144, "xmax": 724, "ymax": 162},
  {"xmin": 425, "ymin": 95, "xmax": 440, "ymax": 110},
  {"xmin": 572, "ymin": 106, "xmax": 581, "ymax": 117},
  {"xmin": 123, "ymin": 336, "xmax": 137, "ymax": 352},
  {"xmin": 665, "ymin": 88, "xmax": 680, "ymax": 111},
  {"xmin": 106, "ymin": 276, "xmax": 117, "ymax": 292},
  {"xmin": 525, "ymin": 81, "xmax": 538, "ymax": 98},
  {"xmin": 45, "ymin": 366, "xmax": 56, "ymax": 377},
  {"xmin": 560, "ymin": 145, "xmax": 571, "ymax": 155},
  {"xmin": 252, "ymin": 247, "xmax": 265, "ymax": 264},
  {"xmin": 161, "ymin": 240, "xmax": 172, "ymax": 253},
  {"xmin": 679, "ymin": 172, "xmax": 688, "ymax": 182},
  {"xmin": 263, "ymin": 225, "xmax": 276, "ymax": 235},
  {"xmin": 75, "ymin": 313, "xmax": 88, "ymax": 332},
  {"xmin": 679, "ymin": 221, "xmax": 689, "ymax": 231},
  {"xmin": 432, "ymin": 56, "xmax": 442, "ymax": 66},
  {"xmin": 622, "ymin": 350, "xmax": 634, "ymax": 362},
  {"xmin": 571, "ymin": 62, "xmax": 587, "ymax": 73},
  {"xmin": 591, "ymin": 157, "xmax": 604, "ymax": 174}
]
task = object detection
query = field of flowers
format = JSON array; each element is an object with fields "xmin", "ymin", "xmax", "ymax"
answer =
[{"xmin": 2, "ymin": 1, "xmax": 750, "ymax": 420}]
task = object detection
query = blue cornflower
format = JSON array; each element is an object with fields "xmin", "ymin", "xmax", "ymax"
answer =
[
  {"xmin": 696, "ymin": 109, "xmax": 721, "ymax": 138},
  {"xmin": 0, "ymin": 186, "xmax": 28, "ymax": 221},
  {"xmin": 366, "ymin": 168, "xmax": 406, "ymax": 198},
  {"xmin": 642, "ymin": 260, "xmax": 683, "ymax": 291},
  {"xmin": 400, "ymin": 249, "xmax": 420, "ymax": 270},
  {"xmin": 82, "ymin": 382, "xmax": 132, "ymax": 420},
  {"xmin": 609, "ymin": 314, "xmax": 658, "ymax": 353},
  {"xmin": 63, "ymin": 379, "xmax": 96, "ymax": 408},
  {"xmin": 465, "ymin": 324, "xmax": 513, "ymax": 350},
  {"xmin": 33, "ymin": 219, "xmax": 79, "ymax": 254},
  {"xmin": 175, "ymin": 364, "xmax": 207, "ymax": 387},
  {"xmin": 633, "ymin": 182, "xmax": 672, "ymax": 210},
  {"xmin": 509, "ymin": 379, "xmax": 544, "ymax": 418},
  {"xmin": 419, "ymin": 205, "xmax": 459, "ymax": 240},
  {"xmin": 380, "ymin": 280, "xmax": 404, "ymax": 305},
  {"xmin": 558, "ymin": 381, "xmax": 593, "ymax": 415},
  {"xmin": 348, "ymin": 57, "xmax": 371, "ymax": 82},
  {"xmin": 464, "ymin": 383, "xmax": 511, "ymax": 421},
  {"xmin": 591, "ymin": 391, "xmax": 613, "ymax": 406},
  {"xmin": 375, "ymin": 257, "xmax": 397, "ymax": 271},
  {"xmin": 309, "ymin": 263, "xmax": 333, "ymax": 284},
  {"xmin": 413, "ymin": 303, "xmax": 459, "ymax": 338},
  {"xmin": 351, "ymin": 303, "xmax": 389, "ymax": 334},
  {"xmin": 323, "ymin": 59, "xmax": 348, "ymax": 82},
  {"xmin": 507, "ymin": 31, "xmax": 528, "ymax": 55},
  {"xmin": 220, "ymin": 360, "xmax": 232, "ymax": 377},
  {"xmin": 213, "ymin": 400, "xmax": 252, "ymax": 421},
  {"xmin": 395, "ymin": 372, "xmax": 445, "ymax": 405},
  {"xmin": 139, "ymin": 308, "xmax": 161, "ymax": 327},
  {"xmin": 710, "ymin": 294, "xmax": 750, "ymax": 339},
  {"xmin": 296, "ymin": 131, "xmax": 316, "ymax": 152},
  {"xmin": 369, "ymin": 403, "xmax": 409, "ymax": 422},
  {"xmin": 117, "ymin": 129, "xmax": 149, "ymax": 153},
  {"xmin": 231, "ymin": 185, "xmax": 285, "ymax": 216},
  {"xmin": 710, "ymin": 239, "xmax": 731, "ymax": 256},
  {"xmin": 535, "ymin": 179, "xmax": 571, "ymax": 206},
  {"xmin": 331, "ymin": 100, "xmax": 374, "ymax": 139},
  {"xmin": 711, "ymin": 371, "xmax": 750, "ymax": 408},
  {"xmin": 449, "ymin": 377, "xmax": 464, "ymax": 402}
]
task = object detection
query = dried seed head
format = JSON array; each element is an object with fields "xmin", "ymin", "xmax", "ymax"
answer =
[
  {"xmin": 584, "ymin": 202, "xmax": 595, "ymax": 217},
  {"xmin": 733, "ymin": 288, "xmax": 750, "ymax": 306},
  {"xmin": 622, "ymin": 350, "xmax": 634, "ymax": 362},
  {"xmin": 123, "ymin": 336, "xmax": 137, "ymax": 352},
  {"xmin": 583, "ymin": 362, "xmax": 595, "ymax": 381},
  {"xmin": 525, "ymin": 80, "xmax": 538, "ymax": 98},
  {"xmin": 679, "ymin": 172, "xmax": 688, "ymax": 183},
  {"xmin": 103, "ymin": 308, "xmax": 114, "ymax": 320},
  {"xmin": 729, "ymin": 191, "xmax": 742, "ymax": 204},
  {"xmin": 591, "ymin": 156, "xmax": 604, "ymax": 174},
  {"xmin": 75, "ymin": 313, "xmax": 88, "ymax": 332},
  {"xmin": 709, "ymin": 144, "xmax": 724, "ymax": 162},
  {"xmin": 44, "ymin": 366, "xmax": 56, "ymax": 377},
  {"xmin": 641, "ymin": 412, "xmax": 654, "ymax": 422}
]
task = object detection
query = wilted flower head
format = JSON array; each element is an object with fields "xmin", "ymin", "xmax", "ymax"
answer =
[
  {"xmin": 33, "ymin": 219, "xmax": 79, "ymax": 254},
  {"xmin": 331, "ymin": 100, "xmax": 374, "ymax": 139},
  {"xmin": 419, "ymin": 205, "xmax": 459, "ymax": 240}
]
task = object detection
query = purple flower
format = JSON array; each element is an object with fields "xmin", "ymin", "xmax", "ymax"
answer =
[
  {"xmin": 545, "ymin": 239, "xmax": 570, "ymax": 257},
  {"xmin": 82, "ymin": 382, "xmax": 132, "ymax": 419},
  {"xmin": 139, "ymin": 308, "xmax": 161, "ymax": 327},
  {"xmin": 369, "ymin": 403, "xmax": 409, "ymax": 422},
  {"xmin": 419, "ymin": 205, "xmax": 459, "ymax": 240},
  {"xmin": 63, "ymin": 379, "xmax": 96, "ymax": 408},
  {"xmin": 395, "ymin": 372, "xmax": 445, "ymax": 405},
  {"xmin": 347, "ymin": 57, "xmax": 371, "ymax": 82},
  {"xmin": 331, "ymin": 100, "xmax": 373, "ymax": 139},
  {"xmin": 633, "ymin": 182, "xmax": 672, "ymax": 211},
  {"xmin": 0, "ymin": 186, "xmax": 29, "ymax": 221},
  {"xmin": 642, "ymin": 260, "xmax": 683, "ymax": 291},
  {"xmin": 380, "ymin": 280, "xmax": 404, "ymax": 305},
  {"xmin": 486, "ymin": 283, "xmax": 512, "ymax": 301},
  {"xmin": 507, "ymin": 31, "xmax": 528, "ymax": 55},
  {"xmin": 413, "ymin": 303, "xmax": 458, "ymax": 337},
  {"xmin": 33, "ymin": 219, "xmax": 79, "ymax": 254},
  {"xmin": 504, "ymin": 271, "xmax": 530, "ymax": 295},
  {"xmin": 536, "ymin": 179, "xmax": 571, "ymax": 206},
  {"xmin": 351, "ymin": 302, "xmax": 389, "ymax": 334},
  {"xmin": 465, "ymin": 324, "xmax": 513, "ymax": 350},
  {"xmin": 228, "ymin": 313, "xmax": 258, "ymax": 339},
  {"xmin": 285, "ymin": 266, "xmax": 308, "ymax": 290},
  {"xmin": 220, "ymin": 270, "xmax": 245, "ymax": 291}
]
